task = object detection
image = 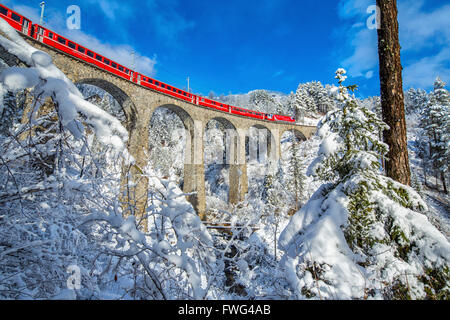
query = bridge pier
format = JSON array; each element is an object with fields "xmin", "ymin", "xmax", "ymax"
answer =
[
  {"xmin": 183, "ymin": 163, "xmax": 206, "ymax": 219},
  {"xmin": 124, "ymin": 113, "xmax": 151, "ymax": 229},
  {"xmin": 183, "ymin": 120, "xmax": 206, "ymax": 219}
]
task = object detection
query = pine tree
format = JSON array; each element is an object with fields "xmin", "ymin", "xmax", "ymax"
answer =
[
  {"xmin": 404, "ymin": 88, "xmax": 428, "ymax": 114},
  {"xmin": 316, "ymin": 87, "xmax": 334, "ymax": 114},
  {"xmin": 421, "ymin": 77, "xmax": 450, "ymax": 193},
  {"xmin": 312, "ymin": 68, "xmax": 388, "ymax": 184},
  {"xmin": 285, "ymin": 139, "xmax": 306, "ymax": 210},
  {"xmin": 294, "ymin": 86, "xmax": 314, "ymax": 120}
]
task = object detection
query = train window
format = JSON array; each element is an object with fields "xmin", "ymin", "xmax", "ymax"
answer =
[
  {"xmin": 68, "ymin": 41, "xmax": 76, "ymax": 49},
  {"xmin": 155, "ymin": 81, "xmax": 159, "ymax": 86},
  {"xmin": 87, "ymin": 50, "xmax": 94, "ymax": 57},
  {"xmin": 103, "ymin": 59, "xmax": 110, "ymax": 65},
  {"xmin": 118, "ymin": 66, "xmax": 124, "ymax": 71},
  {"xmin": 161, "ymin": 84, "xmax": 166, "ymax": 88},
  {"xmin": 111, "ymin": 62, "xmax": 117, "ymax": 68},
  {"xmin": 125, "ymin": 69, "xmax": 129, "ymax": 74},
  {"xmin": 57, "ymin": 36, "xmax": 66, "ymax": 45},
  {"xmin": 11, "ymin": 12, "xmax": 21, "ymax": 22},
  {"xmin": 183, "ymin": 92, "xmax": 186, "ymax": 96},
  {"xmin": 48, "ymin": 32, "xmax": 54, "ymax": 39},
  {"xmin": 172, "ymin": 88, "xmax": 176, "ymax": 92},
  {"xmin": 78, "ymin": 46, "xmax": 85, "ymax": 54},
  {"xmin": 0, "ymin": 7, "xmax": 7, "ymax": 16},
  {"xmin": 95, "ymin": 54, "xmax": 102, "ymax": 61}
]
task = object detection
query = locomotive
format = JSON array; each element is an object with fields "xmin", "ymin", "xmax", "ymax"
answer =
[{"xmin": 0, "ymin": 3, "xmax": 295, "ymax": 123}]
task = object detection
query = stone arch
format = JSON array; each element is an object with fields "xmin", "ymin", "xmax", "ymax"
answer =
[
  {"xmin": 75, "ymin": 78, "xmax": 137, "ymax": 131},
  {"xmin": 204, "ymin": 116, "xmax": 238, "ymax": 165},
  {"xmin": 203, "ymin": 117, "xmax": 240, "ymax": 206},
  {"xmin": 150, "ymin": 104, "xmax": 195, "ymax": 165},
  {"xmin": 152, "ymin": 104, "xmax": 195, "ymax": 132},
  {"xmin": 281, "ymin": 128, "xmax": 307, "ymax": 143},
  {"xmin": 148, "ymin": 103, "xmax": 205, "ymax": 216},
  {"xmin": 246, "ymin": 124, "xmax": 276, "ymax": 164}
]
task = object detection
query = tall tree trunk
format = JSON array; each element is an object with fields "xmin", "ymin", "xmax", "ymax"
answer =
[{"xmin": 376, "ymin": 0, "xmax": 411, "ymax": 186}]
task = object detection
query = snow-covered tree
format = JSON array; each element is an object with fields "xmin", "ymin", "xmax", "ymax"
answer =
[
  {"xmin": 279, "ymin": 69, "xmax": 450, "ymax": 300},
  {"xmin": 405, "ymin": 88, "xmax": 428, "ymax": 115},
  {"xmin": 248, "ymin": 90, "xmax": 283, "ymax": 115},
  {"xmin": 284, "ymin": 139, "xmax": 306, "ymax": 210},
  {"xmin": 420, "ymin": 77, "xmax": 449, "ymax": 193},
  {"xmin": 293, "ymin": 86, "xmax": 314, "ymax": 120},
  {"xmin": 148, "ymin": 108, "xmax": 186, "ymax": 182}
]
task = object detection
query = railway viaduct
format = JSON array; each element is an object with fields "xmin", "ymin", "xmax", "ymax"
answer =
[{"xmin": 1, "ymin": 35, "xmax": 316, "ymax": 221}]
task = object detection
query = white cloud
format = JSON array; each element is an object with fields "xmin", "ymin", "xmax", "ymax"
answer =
[
  {"xmin": 403, "ymin": 48, "xmax": 450, "ymax": 89},
  {"xmin": 398, "ymin": 0, "xmax": 450, "ymax": 51},
  {"xmin": 97, "ymin": 0, "xmax": 122, "ymax": 20},
  {"xmin": 147, "ymin": 2, "xmax": 195, "ymax": 43},
  {"xmin": 341, "ymin": 27, "xmax": 378, "ymax": 78},
  {"xmin": 272, "ymin": 70, "xmax": 285, "ymax": 78},
  {"xmin": 365, "ymin": 70, "xmax": 374, "ymax": 79},
  {"xmin": 338, "ymin": 0, "xmax": 372, "ymax": 19},
  {"xmin": 65, "ymin": 30, "xmax": 157, "ymax": 76}
]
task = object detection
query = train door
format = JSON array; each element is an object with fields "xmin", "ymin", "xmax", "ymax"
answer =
[
  {"xmin": 22, "ymin": 18, "xmax": 31, "ymax": 35},
  {"xmin": 36, "ymin": 26, "xmax": 45, "ymax": 42},
  {"xmin": 131, "ymin": 72, "xmax": 141, "ymax": 84}
]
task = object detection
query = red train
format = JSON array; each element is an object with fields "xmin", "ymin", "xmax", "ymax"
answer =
[{"xmin": 0, "ymin": 3, "xmax": 295, "ymax": 123}]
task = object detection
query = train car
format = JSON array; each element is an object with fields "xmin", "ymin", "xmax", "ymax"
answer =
[
  {"xmin": 198, "ymin": 96, "xmax": 229, "ymax": 112},
  {"xmin": 231, "ymin": 106, "xmax": 265, "ymax": 120},
  {"xmin": 32, "ymin": 24, "xmax": 132, "ymax": 81},
  {"xmin": 0, "ymin": 4, "xmax": 32, "ymax": 36},
  {"xmin": 140, "ymin": 76, "xmax": 194, "ymax": 103},
  {"xmin": 272, "ymin": 114, "xmax": 295, "ymax": 122}
]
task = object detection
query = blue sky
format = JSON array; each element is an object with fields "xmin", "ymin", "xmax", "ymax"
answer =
[{"xmin": 4, "ymin": 0, "xmax": 450, "ymax": 98}]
